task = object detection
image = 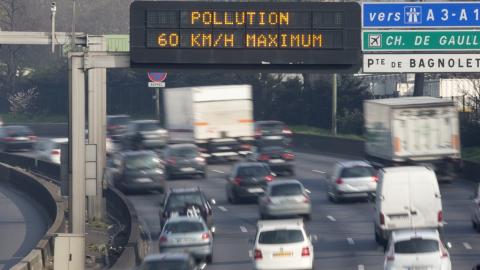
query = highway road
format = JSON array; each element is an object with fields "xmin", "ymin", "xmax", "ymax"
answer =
[
  {"xmin": 128, "ymin": 151, "xmax": 480, "ymax": 270},
  {"xmin": 0, "ymin": 182, "xmax": 49, "ymax": 270}
]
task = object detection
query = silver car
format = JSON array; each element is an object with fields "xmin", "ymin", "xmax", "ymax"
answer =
[
  {"xmin": 258, "ymin": 180, "xmax": 311, "ymax": 220},
  {"xmin": 159, "ymin": 216, "xmax": 213, "ymax": 263},
  {"xmin": 326, "ymin": 160, "xmax": 377, "ymax": 203}
]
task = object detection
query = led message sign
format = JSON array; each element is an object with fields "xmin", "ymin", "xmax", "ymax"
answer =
[{"xmin": 130, "ymin": 1, "xmax": 361, "ymax": 71}]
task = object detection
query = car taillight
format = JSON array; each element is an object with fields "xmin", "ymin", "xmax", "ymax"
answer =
[
  {"xmin": 167, "ymin": 158, "xmax": 176, "ymax": 165},
  {"xmin": 440, "ymin": 244, "xmax": 449, "ymax": 258},
  {"xmin": 282, "ymin": 128, "xmax": 292, "ymax": 135},
  {"xmin": 380, "ymin": 213, "xmax": 385, "ymax": 226},
  {"xmin": 2, "ymin": 137, "xmax": 15, "ymax": 142},
  {"xmin": 259, "ymin": 154, "xmax": 270, "ymax": 161},
  {"xmin": 234, "ymin": 177, "xmax": 242, "ymax": 186},
  {"xmin": 438, "ymin": 211, "xmax": 443, "ymax": 223},
  {"xmin": 335, "ymin": 178, "xmax": 343, "ymax": 185},
  {"xmin": 28, "ymin": 135, "xmax": 37, "ymax": 141},
  {"xmin": 201, "ymin": 232, "xmax": 211, "ymax": 240},
  {"xmin": 386, "ymin": 248, "xmax": 395, "ymax": 261},
  {"xmin": 254, "ymin": 249, "xmax": 263, "ymax": 260},
  {"xmin": 195, "ymin": 156, "xmax": 206, "ymax": 164},
  {"xmin": 301, "ymin": 247, "xmax": 310, "ymax": 257},
  {"xmin": 264, "ymin": 175, "xmax": 274, "ymax": 182},
  {"xmin": 51, "ymin": 150, "xmax": 60, "ymax": 155},
  {"xmin": 159, "ymin": 235, "xmax": 168, "ymax": 244},
  {"xmin": 281, "ymin": 152, "xmax": 295, "ymax": 160},
  {"xmin": 372, "ymin": 175, "xmax": 379, "ymax": 182}
]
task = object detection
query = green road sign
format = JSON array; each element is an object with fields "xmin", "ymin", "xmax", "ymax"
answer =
[{"xmin": 363, "ymin": 30, "xmax": 480, "ymax": 51}]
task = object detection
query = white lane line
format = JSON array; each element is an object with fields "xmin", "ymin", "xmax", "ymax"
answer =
[
  {"xmin": 347, "ymin": 238, "xmax": 355, "ymax": 245},
  {"xmin": 358, "ymin": 265, "xmax": 365, "ymax": 270},
  {"xmin": 248, "ymin": 250, "xmax": 253, "ymax": 258},
  {"xmin": 211, "ymin": 169, "xmax": 225, "ymax": 174},
  {"xmin": 463, "ymin": 242, "xmax": 472, "ymax": 250},
  {"xmin": 312, "ymin": 169, "xmax": 326, "ymax": 174},
  {"xmin": 326, "ymin": 215, "xmax": 336, "ymax": 222},
  {"xmin": 218, "ymin": 206, "xmax": 228, "ymax": 212},
  {"xmin": 240, "ymin": 226, "xmax": 248, "ymax": 233}
]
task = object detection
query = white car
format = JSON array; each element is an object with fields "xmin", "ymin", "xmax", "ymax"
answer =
[
  {"xmin": 252, "ymin": 219, "xmax": 314, "ymax": 270},
  {"xmin": 34, "ymin": 138, "xmax": 68, "ymax": 164},
  {"xmin": 472, "ymin": 184, "xmax": 480, "ymax": 232},
  {"xmin": 384, "ymin": 229, "xmax": 451, "ymax": 270}
]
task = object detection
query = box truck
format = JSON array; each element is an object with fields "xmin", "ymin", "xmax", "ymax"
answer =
[
  {"xmin": 364, "ymin": 97, "xmax": 461, "ymax": 179},
  {"xmin": 164, "ymin": 85, "xmax": 254, "ymax": 159}
]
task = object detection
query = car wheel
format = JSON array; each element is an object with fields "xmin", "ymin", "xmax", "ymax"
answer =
[
  {"xmin": 206, "ymin": 254, "xmax": 213, "ymax": 264},
  {"xmin": 374, "ymin": 228, "xmax": 381, "ymax": 244}
]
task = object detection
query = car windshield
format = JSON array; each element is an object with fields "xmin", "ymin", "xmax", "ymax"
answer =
[
  {"xmin": 170, "ymin": 147, "xmax": 198, "ymax": 159},
  {"xmin": 394, "ymin": 238, "xmax": 439, "ymax": 254},
  {"xmin": 258, "ymin": 229, "xmax": 304, "ymax": 244},
  {"xmin": 164, "ymin": 221, "xmax": 205, "ymax": 234},
  {"xmin": 259, "ymin": 123, "xmax": 284, "ymax": 134},
  {"xmin": 124, "ymin": 154, "xmax": 160, "ymax": 170},
  {"xmin": 341, "ymin": 166, "xmax": 376, "ymax": 178},
  {"xmin": 260, "ymin": 146, "xmax": 287, "ymax": 154},
  {"xmin": 237, "ymin": 166, "xmax": 269, "ymax": 177},
  {"xmin": 140, "ymin": 261, "xmax": 189, "ymax": 270},
  {"xmin": 108, "ymin": 116, "xmax": 129, "ymax": 126},
  {"xmin": 5, "ymin": 126, "xmax": 32, "ymax": 136},
  {"xmin": 270, "ymin": 183, "xmax": 303, "ymax": 196},
  {"xmin": 138, "ymin": 122, "xmax": 160, "ymax": 131},
  {"xmin": 167, "ymin": 193, "xmax": 204, "ymax": 209}
]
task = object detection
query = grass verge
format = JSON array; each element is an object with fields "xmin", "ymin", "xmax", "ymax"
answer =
[
  {"xmin": 290, "ymin": 125, "xmax": 364, "ymax": 141},
  {"xmin": 0, "ymin": 113, "xmax": 67, "ymax": 124},
  {"xmin": 463, "ymin": 147, "xmax": 480, "ymax": 163}
]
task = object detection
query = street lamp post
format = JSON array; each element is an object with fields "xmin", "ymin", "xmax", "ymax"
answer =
[{"xmin": 50, "ymin": 2, "xmax": 56, "ymax": 53}]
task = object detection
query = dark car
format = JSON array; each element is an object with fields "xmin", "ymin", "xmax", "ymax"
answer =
[
  {"xmin": 160, "ymin": 188, "xmax": 215, "ymax": 231},
  {"xmin": 123, "ymin": 120, "xmax": 168, "ymax": 150},
  {"xmin": 246, "ymin": 145, "xmax": 295, "ymax": 175},
  {"xmin": 107, "ymin": 151, "xmax": 166, "ymax": 193},
  {"xmin": 225, "ymin": 162, "xmax": 275, "ymax": 204},
  {"xmin": 0, "ymin": 126, "xmax": 36, "ymax": 152},
  {"xmin": 162, "ymin": 144, "xmax": 207, "ymax": 179},
  {"xmin": 138, "ymin": 253, "xmax": 205, "ymax": 270},
  {"xmin": 107, "ymin": 115, "xmax": 130, "ymax": 142},
  {"xmin": 254, "ymin": 121, "xmax": 292, "ymax": 146}
]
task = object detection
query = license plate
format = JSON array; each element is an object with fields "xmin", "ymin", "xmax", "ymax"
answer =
[
  {"xmin": 136, "ymin": 178, "xmax": 152, "ymax": 183},
  {"xmin": 389, "ymin": 214, "xmax": 409, "ymax": 220},
  {"xmin": 181, "ymin": 167, "xmax": 195, "ymax": 172},
  {"xmin": 273, "ymin": 251, "xmax": 293, "ymax": 257},
  {"xmin": 248, "ymin": 188, "xmax": 264, "ymax": 193},
  {"xmin": 407, "ymin": 266, "xmax": 433, "ymax": 270},
  {"xmin": 269, "ymin": 159, "xmax": 285, "ymax": 164},
  {"xmin": 178, "ymin": 238, "xmax": 195, "ymax": 243}
]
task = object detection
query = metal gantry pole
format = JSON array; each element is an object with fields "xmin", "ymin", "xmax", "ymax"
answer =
[
  {"xmin": 332, "ymin": 73, "xmax": 337, "ymax": 136},
  {"xmin": 155, "ymin": 87, "xmax": 161, "ymax": 122},
  {"xmin": 68, "ymin": 52, "xmax": 86, "ymax": 269}
]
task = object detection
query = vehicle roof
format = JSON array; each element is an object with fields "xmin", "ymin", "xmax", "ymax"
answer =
[
  {"xmin": 143, "ymin": 252, "xmax": 191, "ymax": 262},
  {"xmin": 268, "ymin": 179, "xmax": 302, "ymax": 187},
  {"xmin": 50, "ymin": 138, "xmax": 68, "ymax": 143},
  {"xmin": 256, "ymin": 120, "xmax": 284, "ymax": 125},
  {"xmin": 382, "ymin": 166, "xmax": 432, "ymax": 174},
  {"xmin": 168, "ymin": 187, "xmax": 202, "ymax": 194},
  {"xmin": 167, "ymin": 143, "xmax": 197, "ymax": 149},
  {"xmin": 257, "ymin": 218, "xmax": 304, "ymax": 230},
  {"xmin": 391, "ymin": 229, "xmax": 440, "ymax": 242},
  {"xmin": 337, "ymin": 160, "xmax": 372, "ymax": 168},
  {"xmin": 165, "ymin": 215, "xmax": 206, "ymax": 224},
  {"xmin": 366, "ymin": 96, "xmax": 453, "ymax": 107},
  {"xmin": 107, "ymin": 114, "xmax": 129, "ymax": 118}
]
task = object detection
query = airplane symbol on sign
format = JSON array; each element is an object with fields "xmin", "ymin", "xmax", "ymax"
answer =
[{"xmin": 368, "ymin": 34, "xmax": 382, "ymax": 48}]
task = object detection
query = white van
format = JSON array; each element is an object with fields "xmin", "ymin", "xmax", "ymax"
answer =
[{"xmin": 374, "ymin": 166, "xmax": 443, "ymax": 244}]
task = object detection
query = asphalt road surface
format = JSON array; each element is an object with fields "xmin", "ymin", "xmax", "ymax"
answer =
[
  {"xmin": 0, "ymin": 182, "xmax": 48, "ymax": 269},
  {"xmin": 127, "ymin": 152, "xmax": 480, "ymax": 270}
]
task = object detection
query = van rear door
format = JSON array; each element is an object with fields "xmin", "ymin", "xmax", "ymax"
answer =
[
  {"xmin": 410, "ymin": 172, "xmax": 441, "ymax": 228},
  {"xmin": 382, "ymin": 182, "xmax": 412, "ymax": 230}
]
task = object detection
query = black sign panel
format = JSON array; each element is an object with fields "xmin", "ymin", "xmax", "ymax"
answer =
[{"xmin": 130, "ymin": 1, "xmax": 361, "ymax": 71}]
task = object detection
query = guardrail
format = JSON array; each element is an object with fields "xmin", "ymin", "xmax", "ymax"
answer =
[
  {"xmin": 0, "ymin": 162, "xmax": 65, "ymax": 270},
  {"xmin": 0, "ymin": 151, "xmax": 147, "ymax": 269}
]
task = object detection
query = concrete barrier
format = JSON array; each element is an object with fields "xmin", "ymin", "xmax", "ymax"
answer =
[
  {"xmin": 293, "ymin": 133, "xmax": 364, "ymax": 158},
  {"xmin": 0, "ymin": 162, "xmax": 65, "ymax": 270}
]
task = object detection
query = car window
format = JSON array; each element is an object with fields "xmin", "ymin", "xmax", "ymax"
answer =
[
  {"xmin": 5, "ymin": 126, "xmax": 32, "ymax": 136},
  {"xmin": 258, "ymin": 123, "xmax": 284, "ymax": 134},
  {"xmin": 394, "ymin": 238, "xmax": 439, "ymax": 254},
  {"xmin": 124, "ymin": 154, "xmax": 160, "ymax": 170},
  {"xmin": 140, "ymin": 261, "xmax": 190, "ymax": 270},
  {"xmin": 138, "ymin": 122, "xmax": 160, "ymax": 131},
  {"xmin": 258, "ymin": 229, "xmax": 304, "ymax": 244},
  {"xmin": 237, "ymin": 166, "xmax": 269, "ymax": 177},
  {"xmin": 166, "ymin": 193, "xmax": 204, "ymax": 209},
  {"xmin": 170, "ymin": 147, "xmax": 198, "ymax": 159},
  {"xmin": 163, "ymin": 221, "xmax": 205, "ymax": 234},
  {"xmin": 341, "ymin": 166, "xmax": 376, "ymax": 178},
  {"xmin": 260, "ymin": 146, "xmax": 286, "ymax": 154},
  {"xmin": 108, "ymin": 116, "xmax": 129, "ymax": 126},
  {"xmin": 270, "ymin": 183, "xmax": 303, "ymax": 196}
]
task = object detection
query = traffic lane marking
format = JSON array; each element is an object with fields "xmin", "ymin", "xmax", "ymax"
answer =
[
  {"xmin": 312, "ymin": 169, "xmax": 326, "ymax": 174},
  {"xmin": 326, "ymin": 215, "xmax": 336, "ymax": 222},
  {"xmin": 240, "ymin": 226, "xmax": 248, "ymax": 233},
  {"xmin": 463, "ymin": 242, "xmax": 472, "ymax": 250},
  {"xmin": 218, "ymin": 206, "xmax": 228, "ymax": 212},
  {"xmin": 211, "ymin": 169, "xmax": 225, "ymax": 174},
  {"xmin": 358, "ymin": 265, "xmax": 365, "ymax": 270}
]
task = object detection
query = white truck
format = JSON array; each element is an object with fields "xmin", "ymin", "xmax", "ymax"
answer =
[
  {"xmin": 163, "ymin": 85, "xmax": 254, "ymax": 159},
  {"xmin": 364, "ymin": 97, "xmax": 462, "ymax": 179}
]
